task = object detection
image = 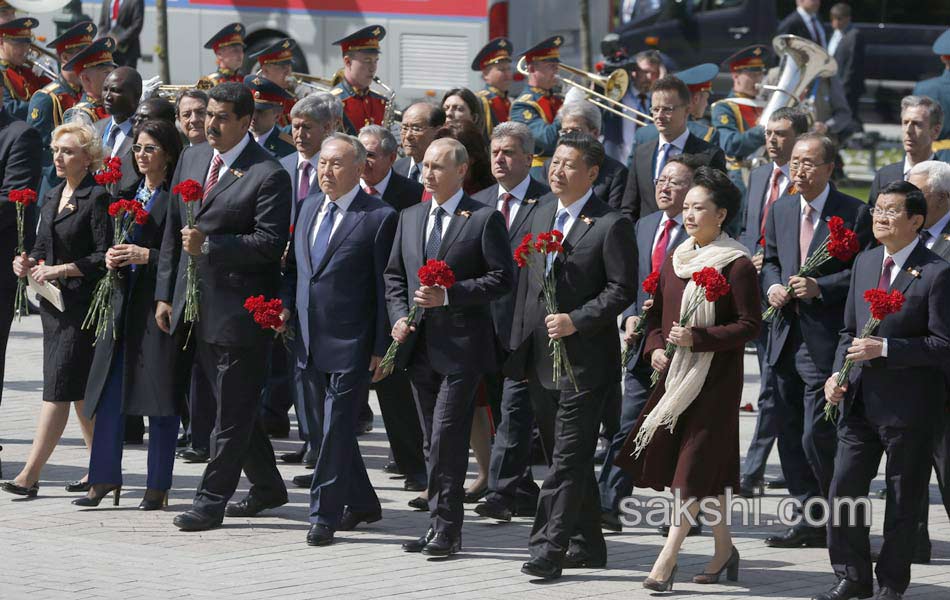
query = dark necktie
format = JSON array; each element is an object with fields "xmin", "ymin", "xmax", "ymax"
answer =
[
  {"xmin": 651, "ymin": 218, "xmax": 677, "ymax": 274},
  {"xmin": 309, "ymin": 201, "xmax": 337, "ymax": 268},
  {"xmin": 298, "ymin": 162, "xmax": 311, "ymax": 203},
  {"xmin": 106, "ymin": 123, "xmax": 121, "ymax": 152},
  {"xmin": 425, "ymin": 206, "xmax": 446, "ymax": 260},
  {"xmin": 878, "ymin": 256, "xmax": 895, "ymax": 290},
  {"xmin": 409, "ymin": 163, "xmax": 421, "ymax": 183},
  {"xmin": 500, "ymin": 192, "xmax": 514, "ymax": 229}
]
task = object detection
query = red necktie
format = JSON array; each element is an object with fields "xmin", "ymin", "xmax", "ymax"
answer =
[
  {"xmin": 112, "ymin": 0, "xmax": 120, "ymax": 20},
  {"xmin": 500, "ymin": 192, "xmax": 514, "ymax": 229},
  {"xmin": 878, "ymin": 256, "xmax": 895, "ymax": 290},
  {"xmin": 421, "ymin": 190, "xmax": 432, "ymax": 202},
  {"xmin": 297, "ymin": 162, "xmax": 311, "ymax": 202},
  {"xmin": 760, "ymin": 166, "xmax": 783, "ymax": 236},
  {"xmin": 204, "ymin": 154, "xmax": 223, "ymax": 201},
  {"xmin": 363, "ymin": 185, "xmax": 379, "ymax": 197},
  {"xmin": 651, "ymin": 218, "xmax": 677, "ymax": 274}
]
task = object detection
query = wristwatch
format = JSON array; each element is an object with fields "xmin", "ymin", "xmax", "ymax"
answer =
[{"xmin": 200, "ymin": 239, "xmax": 210, "ymax": 255}]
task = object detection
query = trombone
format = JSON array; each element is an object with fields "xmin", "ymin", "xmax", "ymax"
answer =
[
  {"xmin": 516, "ymin": 56, "xmax": 652, "ymax": 126},
  {"xmin": 27, "ymin": 43, "xmax": 59, "ymax": 81},
  {"xmin": 156, "ymin": 77, "xmax": 215, "ymax": 99}
]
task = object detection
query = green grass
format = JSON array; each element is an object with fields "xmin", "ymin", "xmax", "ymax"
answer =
[{"xmin": 837, "ymin": 185, "xmax": 870, "ymax": 203}]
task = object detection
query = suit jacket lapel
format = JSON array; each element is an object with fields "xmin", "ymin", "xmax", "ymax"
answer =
[
  {"xmin": 299, "ymin": 193, "xmax": 322, "ymax": 273},
  {"xmin": 54, "ymin": 177, "xmax": 92, "ymax": 224},
  {"xmin": 436, "ymin": 197, "xmax": 473, "ymax": 260},
  {"xmin": 891, "ymin": 243, "xmax": 927, "ymax": 295},
  {"xmin": 930, "ymin": 220, "xmax": 950, "ymax": 261},
  {"xmin": 198, "ymin": 141, "xmax": 252, "ymax": 216},
  {"xmin": 560, "ymin": 201, "xmax": 598, "ymax": 266},
  {"xmin": 314, "ymin": 194, "xmax": 368, "ymax": 274},
  {"xmin": 509, "ymin": 196, "xmax": 539, "ymax": 241}
]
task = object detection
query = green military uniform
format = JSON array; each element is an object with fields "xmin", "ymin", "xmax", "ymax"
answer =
[
  {"xmin": 28, "ymin": 78, "xmax": 83, "ymax": 196},
  {"xmin": 509, "ymin": 36, "xmax": 565, "ymax": 180},
  {"xmin": 258, "ymin": 126, "xmax": 296, "ymax": 159}
]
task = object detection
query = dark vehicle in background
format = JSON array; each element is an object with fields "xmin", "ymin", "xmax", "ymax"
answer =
[{"xmin": 611, "ymin": 0, "xmax": 949, "ymax": 124}]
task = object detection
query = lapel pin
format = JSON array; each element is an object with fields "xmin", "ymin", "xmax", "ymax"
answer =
[
  {"xmin": 63, "ymin": 204, "xmax": 75, "ymax": 212},
  {"xmin": 456, "ymin": 209, "xmax": 472, "ymax": 218},
  {"xmin": 907, "ymin": 266, "xmax": 921, "ymax": 278},
  {"xmin": 524, "ymin": 198, "xmax": 538, "ymax": 205},
  {"xmin": 942, "ymin": 233, "xmax": 950, "ymax": 242},
  {"xmin": 580, "ymin": 215, "xmax": 593, "ymax": 225},
  {"xmin": 230, "ymin": 168, "xmax": 244, "ymax": 178}
]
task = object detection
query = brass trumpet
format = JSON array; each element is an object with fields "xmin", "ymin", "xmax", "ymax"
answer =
[
  {"xmin": 288, "ymin": 71, "xmax": 335, "ymax": 95},
  {"xmin": 27, "ymin": 44, "xmax": 59, "ymax": 81},
  {"xmin": 516, "ymin": 56, "xmax": 652, "ymax": 126},
  {"xmin": 156, "ymin": 77, "xmax": 215, "ymax": 99}
]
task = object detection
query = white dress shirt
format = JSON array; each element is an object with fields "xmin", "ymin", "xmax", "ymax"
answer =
[
  {"xmin": 309, "ymin": 183, "xmax": 359, "ymax": 247},
  {"xmin": 878, "ymin": 237, "xmax": 920, "ymax": 357},
  {"xmin": 252, "ymin": 126, "xmax": 277, "ymax": 146},
  {"xmin": 554, "ymin": 189, "xmax": 594, "ymax": 238},
  {"xmin": 208, "ymin": 132, "xmax": 252, "ymax": 182},
  {"xmin": 361, "ymin": 167, "xmax": 393, "ymax": 198},
  {"xmin": 425, "ymin": 188, "xmax": 464, "ymax": 245},
  {"xmin": 497, "ymin": 175, "xmax": 532, "ymax": 224},
  {"xmin": 103, "ymin": 117, "xmax": 132, "ymax": 158},
  {"xmin": 800, "ymin": 184, "xmax": 830, "ymax": 234},
  {"xmin": 828, "ymin": 28, "xmax": 843, "ymax": 57},
  {"xmin": 903, "ymin": 153, "xmax": 934, "ymax": 180},
  {"xmin": 770, "ymin": 161, "xmax": 792, "ymax": 197},
  {"xmin": 408, "ymin": 158, "xmax": 423, "ymax": 183},
  {"xmin": 797, "ymin": 6, "xmax": 826, "ymax": 47},
  {"xmin": 923, "ymin": 209, "xmax": 950, "ymax": 250},
  {"xmin": 655, "ymin": 128, "xmax": 690, "ymax": 180}
]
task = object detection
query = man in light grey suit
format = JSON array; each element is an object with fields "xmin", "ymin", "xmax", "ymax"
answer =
[
  {"xmin": 280, "ymin": 93, "xmax": 343, "ymax": 223},
  {"xmin": 94, "ymin": 66, "xmax": 141, "ymax": 196}
]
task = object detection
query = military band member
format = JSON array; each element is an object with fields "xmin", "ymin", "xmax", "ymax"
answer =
[
  {"xmin": 635, "ymin": 63, "xmax": 720, "ymax": 146},
  {"xmin": 27, "ymin": 20, "xmax": 95, "ymax": 194},
  {"xmin": 62, "ymin": 37, "xmax": 115, "ymax": 125},
  {"xmin": 205, "ymin": 22, "xmax": 246, "ymax": 85},
  {"xmin": 0, "ymin": 17, "xmax": 51, "ymax": 119},
  {"xmin": 248, "ymin": 38, "xmax": 297, "ymax": 128},
  {"xmin": 0, "ymin": 1, "xmax": 14, "ymax": 24},
  {"xmin": 510, "ymin": 35, "xmax": 565, "ymax": 180},
  {"xmin": 472, "ymin": 37, "xmax": 513, "ymax": 137},
  {"xmin": 245, "ymin": 74, "xmax": 296, "ymax": 159},
  {"xmin": 711, "ymin": 45, "xmax": 769, "ymax": 195},
  {"xmin": 330, "ymin": 25, "xmax": 387, "ymax": 135},
  {"xmin": 915, "ymin": 29, "xmax": 950, "ymax": 146}
]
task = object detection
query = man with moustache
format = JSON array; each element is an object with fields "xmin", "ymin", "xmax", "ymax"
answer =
[
  {"xmin": 869, "ymin": 96, "xmax": 946, "ymax": 205},
  {"xmin": 393, "ymin": 102, "xmax": 445, "ymax": 184},
  {"xmin": 472, "ymin": 121, "xmax": 551, "ymax": 522},
  {"xmin": 155, "ymin": 82, "xmax": 291, "ymax": 531},
  {"xmin": 330, "ymin": 26, "xmax": 388, "ymax": 135},
  {"xmin": 280, "ymin": 133, "xmax": 396, "ymax": 546},
  {"xmin": 761, "ymin": 134, "xmax": 872, "ymax": 549},
  {"xmin": 176, "ymin": 90, "xmax": 208, "ymax": 146},
  {"xmin": 385, "ymin": 138, "xmax": 512, "ymax": 557},
  {"xmin": 94, "ymin": 66, "xmax": 142, "ymax": 195},
  {"xmin": 473, "ymin": 37, "xmax": 514, "ymax": 135}
]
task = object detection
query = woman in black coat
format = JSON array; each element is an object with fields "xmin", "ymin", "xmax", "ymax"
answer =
[
  {"xmin": 74, "ymin": 119, "xmax": 186, "ymax": 509},
  {"xmin": 1, "ymin": 123, "xmax": 110, "ymax": 498}
]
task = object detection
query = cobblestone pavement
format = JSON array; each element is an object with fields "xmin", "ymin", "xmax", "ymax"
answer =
[{"xmin": 1, "ymin": 315, "xmax": 948, "ymax": 599}]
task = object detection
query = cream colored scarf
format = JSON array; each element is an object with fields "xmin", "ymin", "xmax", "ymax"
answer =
[{"xmin": 631, "ymin": 233, "xmax": 749, "ymax": 458}]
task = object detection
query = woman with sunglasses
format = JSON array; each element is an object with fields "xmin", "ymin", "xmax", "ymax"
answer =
[{"xmin": 74, "ymin": 119, "xmax": 185, "ymax": 509}]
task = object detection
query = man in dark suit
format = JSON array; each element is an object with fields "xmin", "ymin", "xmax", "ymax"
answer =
[
  {"xmin": 280, "ymin": 133, "xmax": 396, "ymax": 546},
  {"xmin": 393, "ymin": 103, "xmax": 446, "ymax": 184},
  {"xmin": 155, "ymin": 82, "xmax": 292, "ymax": 531},
  {"xmin": 737, "ymin": 107, "xmax": 809, "ymax": 497},
  {"xmin": 385, "ymin": 138, "xmax": 512, "ymax": 556},
  {"xmin": 620, "ymin": 75, "xmax": 726, "ymax": 223},
  {"xmin": 246, "ymin": 75, "xmax": 296, "ymax": 159},
  {"xmin": 778, "ymin": 0, "xmax": 827, "ymax": 49},
  {"xmin": 868, "ymin": 96, "xmax": 945, "ymax": 205},
  {"xmin": 762, "ymin": 133, "xmax": 872, "ymax": 548},
  {"xmin": 471, "ymin": 121, "xmax": 551, "ymax": 522},
  {"xmin": 99, "ymin": 0, "xmax": 144, "ymax": 68},
  {"xmin": 598, "ymin": 154, "xmax": 696, "ymax": 533},
  {"xmin": 829, "ymin": 3, "xmax": 865, "ymax": 121},
  {"xmin": 0, "ymin": 107, "xmax": 42, "ymax": 477},
  {"xmin": 358, "ymin": 123, "xmax": 426, "ymax": 491},
  {"xmin": 508, "ymin": 133, "xmax": 637, "ymax": 579},
  {"xmin": 93, "ymin": 66, "xmax": 141, "ymax": 196},
  {"xmin": 819, "ymin": 181, "xmax": 950, "ymax": 600}
]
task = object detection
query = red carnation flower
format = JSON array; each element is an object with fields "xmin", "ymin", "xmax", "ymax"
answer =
[
  {"xmin": 418, "ymin": 259, "xmax": 455, "ymax": 288},
  {"xmin": 9, "ymin": 188, "xmax": 37, "ymax": 206},
  {"xmin": 865, "ymin": 288, "xmax": 905, "ymax": 321},
  {"xmin": 827, "ymin": 228, "xmax": 860, "ymax": 262},
  {"xmin": 134, "ymin": 207, "xmax": 149, "ymax": 225},
  {"xmin": 642, "ymin": 271, "xmax": 660, "ymax": 296},
  {"xmin": 692, "ymin": 267, "xmax": 731, "ymax": 302},
  {"xmin": 173, "ymin": 179, "xmax": 204, "ymax": 203}
]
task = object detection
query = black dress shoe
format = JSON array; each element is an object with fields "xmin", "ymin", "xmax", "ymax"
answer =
[
  {"xmin": 306, "ymin": 523, "xmax": 334, "ymax": 546},
  {"xmin": 292, "ymin": 473, "xmax": 313, "ymax": 488},
  {"xmin": 739, "ymin": 478, "xmax": 764, "ymax": 498},
  {"xmin": 173, "ymin": 510, "xmax": 223, "ymax": 532},
  {"xmin": 176, "ymin": 434, "xmax": 191, "ymax": 448},
  {"xmin": 65, "ymin": 479, "xmax": 90, "ymax": 493},
  {"xmin": 513, "ymin": 502, "xmax": 537, "ymax": 517},
  {"xmin": 463, "ymin": 486, "xmax": 488, "ymax": 503},
  {"xmin": 875, "ymin": 587, "xmax": 901, "ymax": 600},
  {"xmin": 811, "ymin": 578, "xmax": 873, "ymax": 600},
  {"xmin": 402, "ymin": 527, "xmax": 435, "ymax": 552},
  {"xmin": 521, "ymin": 557, "xmax": 562, "ymax": 580},
  {"xmin": 303, "ymin": 447, "xmax": 319, "ymax": 469},
  {"xmin": 563, "ymin": 550, "xmax": 606, "ymax": 569},
  {"xmin": 767, "ymin": 478, "xmax": 787, "ymax": 489},
  {"xmin": 600, "ymin": 511, "xmax": 621, "ymax": 532},
  {"xmin": 421, "ymin": 532, "xmax": 461, "ymax": 557},
  {"xmin": 408, "ymin": 496, "xmax": 428, "ymax": 511},
  {"xmin": 279, "ymin": 447, "xmax": 306, "ymax": 464},
  {"xmin": 261, "ymin": 419, "xmax": 291, "ymax": 439},
  {"xmin": 403, "ymin": 478, "xmax": 425, "ymax": 492},
  {"xmin": 382, "ymin": 461, "xmax": 402, "ymax": 475},
  {"xmin": 355, "ymin": 420, "xmax": 373, "ymax": 435},
  {"xmin": 765, "ymin": 526, "xmax": 826, "ymax": 548},
  {"xmin": 179, "ymin": 447, "xmax": 210, "ymax": 463},
  {"xmin": 658, "ymin": 522, "xmax": 702, "ymax": 537},
  {"xmin": 225, "ymin": 495, "xmax": 287, "ymax": 518},
  {"xmin": 338, "ymin": 508, "xmax": 381, "ymax": 531},
  {"xmin": 1, "ymin": 480, "xmax": 38, "ymax": 497},
  {"xmin": 474, "ymin": 499, "xmax": 512, "ymax": 522}
]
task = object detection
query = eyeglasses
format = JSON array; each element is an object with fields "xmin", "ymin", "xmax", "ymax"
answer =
[
  {"xmin": 400, "ymin": 124, "xmax": 430, "ymax": 135},
  {"xmin": 650, "ymin": 104, "xmax": 685, "ymax": 116},
  {"xmin": 870, "ymin": 207, "xmax": 905, "ymax": 220},
  {"xmin": 132, "ymin": 144, "xmax": 161, "ymax": 154},
  {"xmin": 789, "ymin": 160, "xmax": 830, "ymax": 173},
  {"xmin": 655, "ymin": 176, "xmax": 689, "ymax": 188}
]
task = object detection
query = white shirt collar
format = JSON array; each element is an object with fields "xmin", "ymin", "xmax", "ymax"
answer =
[
  {"xmin": 361, "ymin": 167, "xmax": 393, "ymax": 197},
  {"xmin": 660, "ymin": 211, "xmax": 684, "ymax": 227},
  {"xmin": 924, "ymin": 209, "xmax": 950, "ymax": 244},
  {"xmin": 773, "ymin": 161, "xmax": 791, "ymax": 178},
  {"xmin": 904, "ymin": 153, "xmax": 935, "ymax": 178},
  {"xmin": 298, "ymin": 151, "xmax": 319, "ymax": 170},
  {"xmin": 252, "ymin": 125, "xmax": 277, "ymax": 145},
  {"xmin": 800, "ymin": 184, "xmax": 831, "ymax": 216},
  {"xmin": 797, "ymin": 6, "xmax": 817, "ymax": 20},
  {"xmin": 884, "ymin": 237, "xmax": 919, "ymax": 270},
  {"xmin": 658, "ymin": 127, "xmax": 690, "ymax": 150},
  {"xmin": 499, "ymin": 175, "xmax": 532, "ymax": 201},
  {"xmin": 557, "ymin": 188, "xmax": 593, "ymax": 219},
  {"xmin": 432, "ymin": 188, "xmax": 464, "ymax": 216},
  {"xmin": 213, "ymin": 132, "xmax": 252, "ymax": 170},
  {"xmin": 109, "ymin": 117, "xmax": 132, "ymax": 134},
  {"xmin": 323, "ymin": 183, "xmax": 360, "ymax": 214}
]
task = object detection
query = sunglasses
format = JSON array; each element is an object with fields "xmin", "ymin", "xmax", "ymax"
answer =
[{"xmin": 132, "ymin": 144, "xmax": 161, "ymax": 154}]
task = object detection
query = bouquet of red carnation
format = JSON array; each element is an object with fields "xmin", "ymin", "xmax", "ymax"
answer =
[
  {"xmin": 172, "ymin": 179, "xmax": 204, "ymax": 347},
  {"xmin": 824, "ymin": 288, "xmax": 905, "ymax": 421},
  {"xmin": 379, "ymin": 259, "xmax": 456, "ymax": 373},
  {"xmin": 244, "ymin": 295, "xmax": 294, "ymax": 348},
  {"xmin": 10, "ymin": 188, "xmax": 37, "ymax": 320},
  {"xmin": 94, "ymin": 156, "xmax": 123, "ymax": 185},
  {"xmin": 622, "ymin": 270, "xmax": 660, "ymax": 369},
  {"xmin": 650, "ymin": 266, "xmax": 731, "ymax": 386},
  {"xmin": 762, "ymin": 215, "xmax": 860, "ymax": 322},
  {"xmin": 514, "ymin": 230, "xmax": 577, "ymax": 390},
  {"xmin": 82, "ymin": 199, "xmax": 150, "ymax": 341}
]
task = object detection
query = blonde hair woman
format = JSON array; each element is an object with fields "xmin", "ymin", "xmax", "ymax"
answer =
[{"xmin": 2, "ymin": 123, "xmax": 111, "ymax": 498}]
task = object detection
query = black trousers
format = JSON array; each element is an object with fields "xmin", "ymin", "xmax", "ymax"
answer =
[
  {"xmin": 258, "ymin": 342, "xmax": 295, "ymax": 430},
  {"xmin": 0, "ymin": 284, "xmax": 13, "ymax": 407},
  {"xmin": 918, "ymin": 414, "xmax": 950, "ymax": 542},
  {"xmin": 186, "ymin": 360, "xmax": 214, "ymax": 451},
  {"xmin": 598, "ymin": 359, "xmax": 651, "ymax": 515},
  {"xmin": 828, "ymin": 399, "xmax": 934, "ymax": 593},
  {"xmin": 191, "ymin": 339, "xmax": 287, "ymax": 517},
  {"xmin": 407, "ymin": 345, "xmax": 480, "ymax": 537},
  {"xmin": 485, "ymin": 376, "xmax": 541, "ymax": 510},
  {"xmin": 742, "ymin": 326, "xmax": 781, "ymax": 484},
  {"xmin": 529, "ymin": 377, "xmax": 608, "ymax": 564},
  {"xmin": 375, "ymin": 368, "xmax": 426, "ymax": 486}
]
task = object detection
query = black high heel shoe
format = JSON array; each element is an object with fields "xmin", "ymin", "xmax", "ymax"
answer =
[
  {"xmin": 693, "ymin": 546, "xmax": 740, "ymax": 584},
  {"xmin": 65, "ymin": 479, "xmax": 91, "ymax": 493},
  {"xmin": 72, "ymin": 484, "xmax": 121, "ymax": 507},
  {"xmin": 1, "ymin": 480, "xmax": 39, "ymax": 497},
  {"xmin": 138, "ymin": 489, "xmax": 169, "ymax": 511},
  {"xmin": 643, "ymin": 563, "xmax": 677, "ymax": 592}
]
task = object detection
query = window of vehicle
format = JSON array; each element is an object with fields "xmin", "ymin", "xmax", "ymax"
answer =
[
  {"xmin": 884, "ymin": 0, "xmax": 950, "ymax": 25},
  {"xmin": 706, "ymin": 0, "xmax": 744, "ymax": 10}
]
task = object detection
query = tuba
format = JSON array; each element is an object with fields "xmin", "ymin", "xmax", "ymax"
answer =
[{"xmin": 758, "ymin": 34, "xmax": 837, "ymax": 126}]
